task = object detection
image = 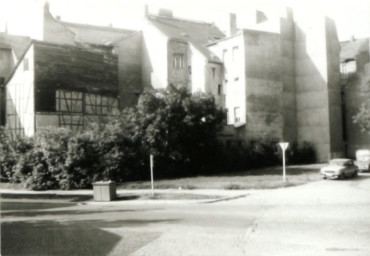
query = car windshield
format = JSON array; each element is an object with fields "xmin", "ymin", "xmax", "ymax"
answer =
[{"xmin": 329, "ymin": 159, "xmax": 348, "ymax": 166}]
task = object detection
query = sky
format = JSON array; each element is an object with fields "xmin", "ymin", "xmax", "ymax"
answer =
[{"xmin": 0, "ymin": 0, "xmax": 369, "ymax": 41}]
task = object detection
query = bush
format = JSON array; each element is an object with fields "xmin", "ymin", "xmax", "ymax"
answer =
[
  {"xmin": 287, "ymin": 141, "xmax": 316, "ymax": 164},
  {"xmin": 0, "ymin": 128, "xmax": 34, "ymax": 182}
]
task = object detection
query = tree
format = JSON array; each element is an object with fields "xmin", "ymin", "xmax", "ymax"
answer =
[
  {"xmin": 120, "ymin": 86, "xmax": 225, "ymax": 177},
  {"xmin": 353, "ymin": 79, "xmax": 370, "ymax": 134}
]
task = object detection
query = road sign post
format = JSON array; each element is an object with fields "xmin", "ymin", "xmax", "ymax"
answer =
[
  {"xmin": 150, "ymin": 154, "xmax": 154, "ymax": 197},
  {"xmin": 278, "ymin": 142, "xmax": 289, "ymax": 183}
]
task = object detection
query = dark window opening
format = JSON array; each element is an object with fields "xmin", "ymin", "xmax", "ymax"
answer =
[
  {"xmin": 35, "ymin": 90, "xmax": 56, "ymax": 112},
  {"xmin": 188, "ymin": 65, "xmax": 192, "ymax": 75},
  {"xmin": 218, "ymin": 84, "xmax": 222, "ymax": 95},
  {"xmin": 211, "ymin": 67, "xmax": 216, "ymax": 78}
]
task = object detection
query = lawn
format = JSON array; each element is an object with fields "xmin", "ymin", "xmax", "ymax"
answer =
[
  {"xmin": 0, "ymin": 164, "xmax": 324, "ymax": 192},
  {"xmin": 118, "ymin": 164, "xmax": 324, "ymax": 190}
]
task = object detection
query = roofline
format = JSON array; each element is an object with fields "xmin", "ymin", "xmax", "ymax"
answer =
[
  {"xmin": 4, "ymin": 40, "xmax": 118, "ymax": 86},
  {"xmin": 207, "ymin": 31, "xmax": 243, "ymax": 46},
  {"xmin": 60, "ymin": 21, "xmax": 136, "ymax": 34},
  {"xmin": 108, "ymin": 30, "xmax": 142, "ymax": 45},
  {"xmin": 207, "ymin": 28, "xmax": 280, "ymax": 47},
  {"xmin": 148, "ymin": 14, "xmax": 216, "ymax": 27}
]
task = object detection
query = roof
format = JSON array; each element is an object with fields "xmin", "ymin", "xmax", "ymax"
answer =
[
  {"xmin": 0, "ymin": 33, "xmax": 32, "ymax": 58},
  {"xmin": 148, "ymin": 15, "xmax": 224, "ymax": 63},
  {"xmin": 5, "ymin": 40, "xmax": 118, "ymax": 92},
  {"xmin": 340, "ymin": 37, "xmax": 369, "ymax": 61},
  {"xmin": 59, "ymin": 21, "xmax": 136, "ymax": 45}
]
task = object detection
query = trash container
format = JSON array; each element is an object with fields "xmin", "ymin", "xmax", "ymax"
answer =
[{"xmin": 92, "ymin": 181, "xmax": 116, "ymax": 201}]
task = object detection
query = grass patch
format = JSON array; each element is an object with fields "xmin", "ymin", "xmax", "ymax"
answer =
[
  {"xmin": 118, "ymin": 164, "xmax": 323, "ymax": 190},
  {"xmin": 116, "ymin": 193, "xmax": 221, "ymax": 201}
]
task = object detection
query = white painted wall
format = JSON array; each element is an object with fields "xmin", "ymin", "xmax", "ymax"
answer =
[
  {"xmin": 142, "ymin": 21, "xmax": 169, "ymax": 89},
  {"xmin": 190, "ymin": 45, "xmax": 206, "ymax": 93},
  {"xmin": 6, "ymin": 45, "xmax": 35, "ymax": 137},
  {"xmin": 208, "ymin": 34, "xmax": 246, "ymax": 126}
]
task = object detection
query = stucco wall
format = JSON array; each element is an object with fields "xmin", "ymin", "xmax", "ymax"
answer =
[
  {"xmin": 0, "ymin": 48, "xmax": 15, "ymax": 80},
  {"xmin": 205, "ymin": 62, "xmax": 224, "ymax": 106},
  {"xmin": 244, "ymin": 30, "xmax": 283, "ymax": 140},
  {"xmin": 113, "ymin": 32, "xmax": 142, "ymax": 108},
  {"xmin": 294, "ymin": 16, "xmax": 331, "ymax": 162},
  {"xmin": 142, "ymin": 22, "xmax": 168, "ymax": 89},
  {"xmin": 6, "ymin": 46, "xmax": 35, "ymax": 137},
  {"xmin": 208, "ymin": 34, "xmax": 246, "ymax": 128},
  {"xmin": 167, "ymin": 40, "xmax": 190, "ymax": 89},
  {"xmin": 190, "ymin": 45, "xmax": 206, "ymax": 93},
  {"xmin": 43, "ymin": 5, "xmax": 75, "ymax": 44},
  {"xmin": 326, "ymin": 17, "xmax": 344, "ymax": 158},
  {"xmin": 280, "ymin": 16, "xmax": 297, "ymax": 142}
]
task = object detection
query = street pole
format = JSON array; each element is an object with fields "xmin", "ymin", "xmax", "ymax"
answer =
[
  {"xmin": 150, "ymin": 154, "xmax": 154, "ymax": 197},
  {"xmin": 278, "ymin": 142, "xmax": 289, "ymax": 183}
]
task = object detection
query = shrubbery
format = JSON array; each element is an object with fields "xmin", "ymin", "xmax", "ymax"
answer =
[{"xmin": 0, "ymin": 88, "xmax": 317, "ymax": 190}]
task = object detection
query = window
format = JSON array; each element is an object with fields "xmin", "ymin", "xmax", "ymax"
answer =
[
  {"xmin": 173, "ymin": 53, "xmax": 185, "ymax": 69},
  {"xmin": 23, "ymin": 58, "xmax": 29, "ymax": 71},
  {"xmin": 188, "ymin": 65, "xmax": 192, "ymax": 75},
  {"xmin": 56, "ymin": 90, "xmax": 83, "ymax": 113},
  {"xmin": 234, "ymin": 107, "xmax": 241, "ymax": 123},
  {"xmin": 217, "ymin": 84, "xmax": 222, "ymax": 95},
  {"xmin": 232, "ymin": 46, "xmax": 239, "ymax": 62},
  {"xmin": 211, "ymin": 67, "xmax": 216, "ymax": 78}
]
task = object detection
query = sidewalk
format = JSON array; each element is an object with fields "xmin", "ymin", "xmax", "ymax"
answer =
[{"xmin": 0, "ymin": 188, "xmax": 256, "ymax": 205}]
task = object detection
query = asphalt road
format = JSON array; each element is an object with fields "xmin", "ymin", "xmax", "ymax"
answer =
[{"xmin": 1, "ymin": 173, "xmax": 370, "ymax": 256}]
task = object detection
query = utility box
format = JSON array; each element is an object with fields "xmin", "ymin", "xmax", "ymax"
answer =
[{"xmin": 92, "ymin": 181, "xmax": 116, "ymax": 201}]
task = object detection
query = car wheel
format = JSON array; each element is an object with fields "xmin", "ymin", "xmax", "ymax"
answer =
[
  {"xmin": 338, "ymin": 173, "xmax": 345, "ymax": 180},
  {"xmin": 323, "ymin": 176, "xmax": 327, "ymax": 179},
  {"xmin": 352, "ymin": 171, "xmax": 358, "ymax": 178}
]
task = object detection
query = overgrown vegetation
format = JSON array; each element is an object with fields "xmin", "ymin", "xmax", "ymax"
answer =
[{"xmin": 0, "ymin": 88, "xmax": 316, "ymax": 190}]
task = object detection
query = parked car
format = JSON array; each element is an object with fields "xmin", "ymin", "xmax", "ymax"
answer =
[
  {"xmin": 355, "ymin": 149, "xmax": 370, "ymax": 172},
  {"xmin": 320, "ymin": 158, "xmax": 359, "ymax": 179}
]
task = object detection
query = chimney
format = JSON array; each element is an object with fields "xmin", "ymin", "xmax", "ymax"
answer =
[
  {"xmin": 256, "ymin": 10, "xmax": 267, "ymax": 24},
  {"xmin": 286, "ymin": 7, "xmax": 294, "ymax": 21},
  {"xmin": 44, "ymin": 1, "xmax": 50, "ymax": 12},
  {"xmin": 158, "ymin": 8, "xmax": 173, "ymax": 17},
  {"xmin": 351, "ymin": 36, "xmax": 356, "ymax": 42},
  {"xmin": 56, "ymin": 15, "xmax": 61, "ymax": 21},
  {"xmin": 228, "ymin": 13, "xmax": 237, "ymax": 36}
]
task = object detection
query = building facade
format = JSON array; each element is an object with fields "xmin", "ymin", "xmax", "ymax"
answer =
[{"xmin": 1, "ymin": 3, "xmax": 368, "ymax": 162}]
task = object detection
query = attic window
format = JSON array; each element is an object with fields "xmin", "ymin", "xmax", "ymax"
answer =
[
  {"xmin": 173, "ymin": 53, "xmax": 185, "ymax": 69},
  {"xmin": 23, "ymin": 58, "xmax": 29, "ymax": 71}
]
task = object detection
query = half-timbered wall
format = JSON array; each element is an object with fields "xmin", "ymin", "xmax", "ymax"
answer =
[
  {"xmin": 36, "ymin": 89, "xmax": 119, "ymax": 132},
  {"xmin": 6, "ymin": 45, "xmax": 35, "ymax": 136}
]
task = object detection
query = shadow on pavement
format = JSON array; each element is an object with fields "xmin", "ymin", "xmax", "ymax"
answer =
[
  {"xmin": 1, "ymin": 202, "xmax": 162, "ymax": 218},
  {"xmin": 1, "ymin": 218, "xmax": 168, "ymax": 255},
  {"xmin": 0, "ymin": 193, "xmax": 92, "ymax": 202}
]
